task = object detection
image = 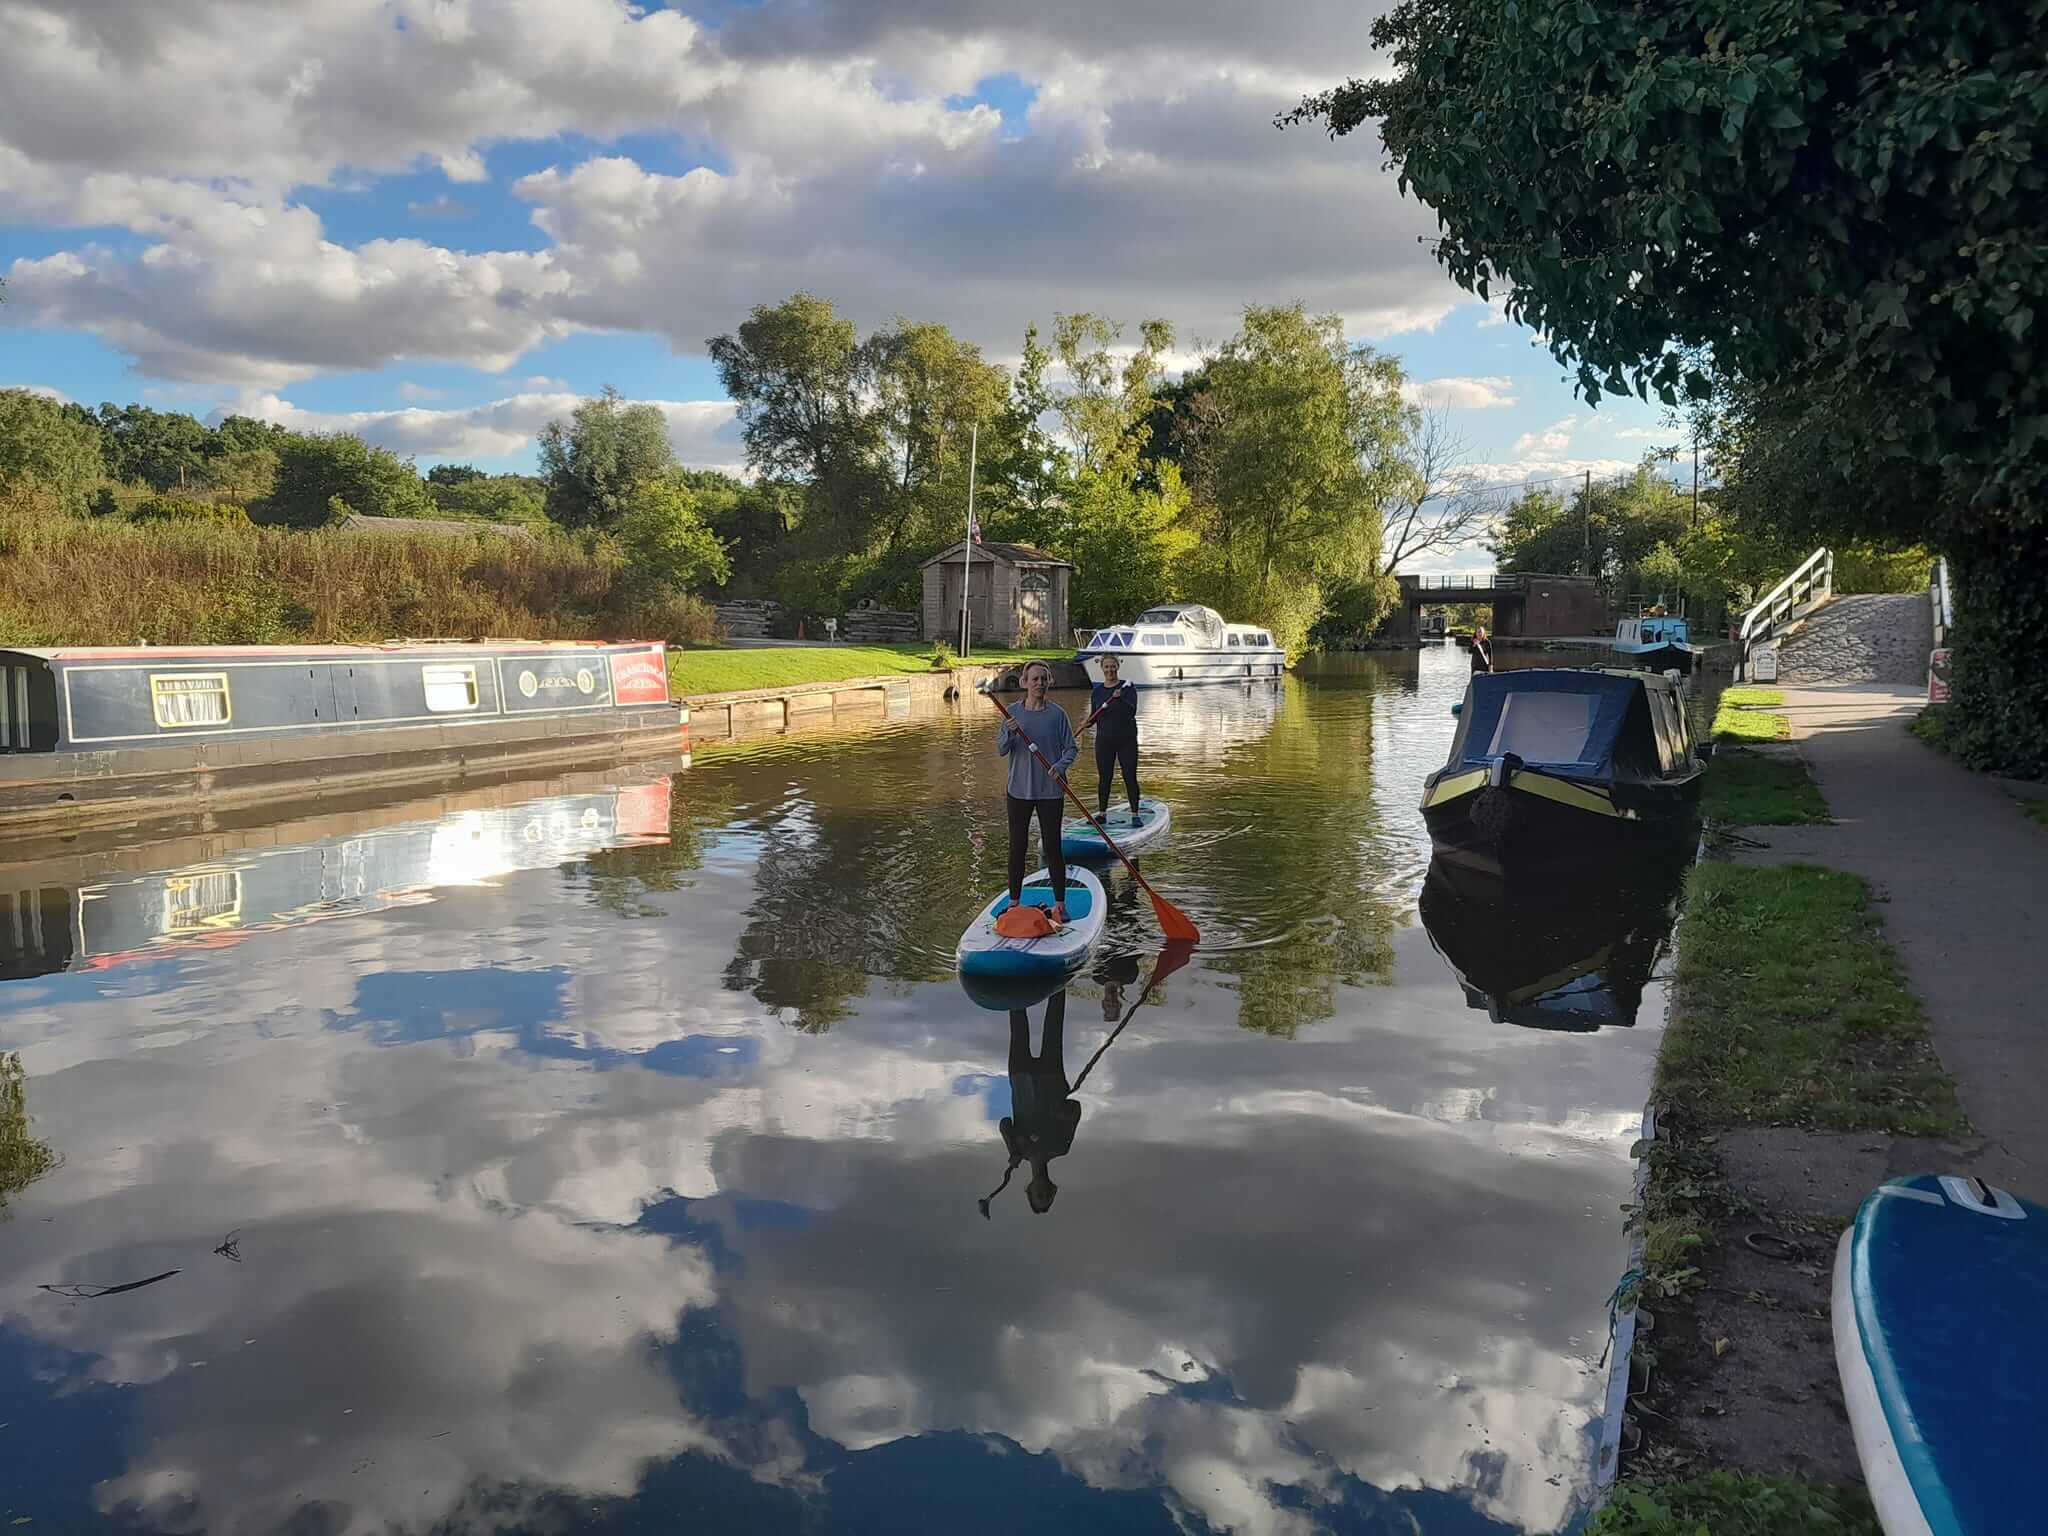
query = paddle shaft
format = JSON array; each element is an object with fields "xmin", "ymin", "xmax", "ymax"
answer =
[
  {"xmin": 990, "ymin": 694, "xmax": 1198, "ymax": 942},
  {"xmin": 1074, "ymin": 680, "xmax": 1130, "ymax": 737},
  {"xmin": 1072, "ymin": 941, "xmax": 1193, "ymax": 1092}
]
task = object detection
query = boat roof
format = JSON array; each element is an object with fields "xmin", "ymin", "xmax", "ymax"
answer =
[
  {"xmin": 1445, "ymin": 668, "xmax": 1678, "ymax": 783},
  {"xmin": 0, "ymin": 639, "xmax": 648, "ymax": 663}
]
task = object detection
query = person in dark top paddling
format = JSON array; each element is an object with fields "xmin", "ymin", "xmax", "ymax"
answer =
[
  {"xmin": 995, "ymin": 660, "xmax": 1078, "ymax": 924},
  {"xmin": 1088, "ymin": 653, "xmax": 1142, "ymax": 821}
]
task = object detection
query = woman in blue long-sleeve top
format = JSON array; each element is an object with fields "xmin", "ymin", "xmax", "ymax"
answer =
[{"xmin": 995, "ymin": 660, "xmax": 1078, "ymax": 923}]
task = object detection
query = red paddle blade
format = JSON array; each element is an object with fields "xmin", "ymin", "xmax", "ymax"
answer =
[{"xmin": 1147, "ymin": 888, "xmax": 1200, "ymax": 943}]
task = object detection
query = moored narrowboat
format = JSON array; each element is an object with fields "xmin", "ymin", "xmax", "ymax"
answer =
[
  {"xmin": 1421, "ymin": 668, "xmax": 1703, "ymax": 871},
  {"xmin": 1611, "ymin": 612, "xmax": 1706, "ymax": 675},
  {"xmin": 0, "ymin": 640, "xmax": 685, "ymax": 827}
]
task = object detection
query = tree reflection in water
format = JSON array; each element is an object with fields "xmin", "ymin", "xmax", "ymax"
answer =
[{"xmin": 0, "ymin": 1052, "xmax": 57, "ymax": 1217}]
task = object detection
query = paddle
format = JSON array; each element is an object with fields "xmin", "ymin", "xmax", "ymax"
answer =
[
  {"xmin": 1072, "ymin": 939, "xmax": 1195, "ymax": 1092},
  {"xmin": 990, "ymin": 693, "xmax": 1199, "ymax": 943}
]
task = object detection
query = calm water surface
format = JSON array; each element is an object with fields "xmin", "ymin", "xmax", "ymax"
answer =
[{"xmin": 0, "ymin": 643, "xmax": 1691, "ymax": 1535}]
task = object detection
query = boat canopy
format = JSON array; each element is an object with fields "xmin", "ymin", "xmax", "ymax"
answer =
[
  {"xmin": 1135, "ymin": 604, "xmax": 1226, "ymax": 646},
  {"xmin": 1443, "ymin": 670, "xmax": 1674, "ymax": 786}
]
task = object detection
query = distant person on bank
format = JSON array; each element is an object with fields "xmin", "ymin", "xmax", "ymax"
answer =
[
  {"xmin": 1089, "ymin": 653, "xmax": 1142, "ymax": 821},
  {"xmin": 996, "ymin": 661, "xmax": 1077, "ymax": 924},
  {"xmin": 1472, "ymin": 625, "xmax": 1494, "ymax": 673}
]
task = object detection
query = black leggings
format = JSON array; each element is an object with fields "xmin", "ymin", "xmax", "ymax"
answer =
[
  {"xmin": 1095, "ymin": 734, "xmax": 1140, "ymax": 814},
  {"xmin": 1006, "ymin": 794, "xmax": 1066, "ymax": 905}
]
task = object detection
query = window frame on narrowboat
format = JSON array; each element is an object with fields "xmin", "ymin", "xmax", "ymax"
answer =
[
  {"xmin": 421, "ymin": 663, "xmax": 481, "ymax": 714},
  {"xmin": 149, "ymin": 672, "xmax": 233, "ymax": 729}
]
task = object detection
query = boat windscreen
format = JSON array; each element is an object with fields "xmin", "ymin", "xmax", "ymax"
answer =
[{"xmin": 1485, "ymin": 691, "xmax": 1599, "ymax": 765}]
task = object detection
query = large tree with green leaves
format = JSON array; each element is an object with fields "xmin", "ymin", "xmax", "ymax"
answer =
[
  {"xmin": 260, "ymin": 432, "xmax": 436, "ymax": 528},
  {"xmin": 1182, "ymin": 305, "xmax": 1409, "ymax": 653},
  {"xmin": 536, "ymin": 387, "xmax": 676, "ymax": 531},
  {"xmin": 95, "ymin": 403, "xmax": 213, "ymax": 492},
  {"xmin": 0, "ymin": 389, "xmax": 105, "ymax": 516},
  {"xmin": 1288, "ymin": 0, "xmax": 2048, "ymax": 770}
]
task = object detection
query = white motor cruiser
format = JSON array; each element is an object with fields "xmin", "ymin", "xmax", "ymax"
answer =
[{"xmin": 1075, "ymin": 604, "xmax": 1285, "ymax": 685}]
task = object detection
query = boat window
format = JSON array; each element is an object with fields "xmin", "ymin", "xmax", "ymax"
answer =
[
  {"xmin": 1257, "ymin": 633, "xmax": 1272, "ymax": 648},
  {"xmin": 1485, "ymin": 691, "xmax": 1598, "ymax": 764},
  {"xmin": 1166, "ymin": 634, "xmax": 1186, "ymax": 646},
  {"xmin": 0, "ymin": 664, "xmax": 25, "ymax": 749},
  {"xmin": 423, "ymin": 663, "xmax": 480, "ymax": 713},
  {"xmin": 1142, "ymin": 634, "xmax": 1163, "ymax": 646},
  {"xmin": 150, "ymin": 673, "xmax": 231, "ymax": 729},
  {"xmin": 1227, "ymin": 633, "xmax": 1241, "ymax": 647},
  {"xmin": 1139, "ymin": 609, "xmax": 1181, "ymax": 625}
]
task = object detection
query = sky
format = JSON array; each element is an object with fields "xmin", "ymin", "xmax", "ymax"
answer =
[{"xmin": 0, "ymin": 0, "xmax": 1682, "ymax": 570}]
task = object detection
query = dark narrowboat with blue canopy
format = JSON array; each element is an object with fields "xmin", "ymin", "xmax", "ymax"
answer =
[
  {"xmin": 1421, "ymin": 668, "xmax": 1702, "ymax": 869},
  {"xmin": 0, "ymin": 640, "xmax": 684, "ymax": 828}
]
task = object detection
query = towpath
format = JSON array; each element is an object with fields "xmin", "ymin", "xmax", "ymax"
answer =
[{"xmin": 1738, "ymin": 679, "xmax": 2048, "ymax": 1198}]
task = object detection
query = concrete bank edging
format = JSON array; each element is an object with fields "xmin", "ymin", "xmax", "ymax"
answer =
[{"xmin": 685, "ymin": 663, "xmax": 1013, "ymax": 745}]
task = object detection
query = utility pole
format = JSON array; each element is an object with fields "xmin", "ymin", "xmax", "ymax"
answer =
[
  {"xmin": 1692, "ymin": 440, "xmax": 1700, "ymax": 529},
  {"xmin": 1583, "ymin": 469, "xmax": 1593, "ymax": 577},
  {"xmin": 959, "ymin": 421, "xmax": 979, "ymax": 658}
]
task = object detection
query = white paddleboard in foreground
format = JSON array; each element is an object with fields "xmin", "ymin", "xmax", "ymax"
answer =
[{"xmin": 957, "ymin": 867, "xmax": 1105, "ymax": 979}]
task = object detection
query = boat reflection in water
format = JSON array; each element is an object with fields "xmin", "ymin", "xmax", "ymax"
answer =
[
  {"xmin": 1418, "ymin": 852, "xmax": 1688, "ymax": 1032},
  {"xmin": 0, "ymin": 779, "xmax": 674, "ymax": 982}
]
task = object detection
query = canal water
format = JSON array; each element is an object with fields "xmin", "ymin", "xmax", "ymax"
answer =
[{"xmin": 0, "ymin": 642, "xmax": 1691, "ymax": 1536}]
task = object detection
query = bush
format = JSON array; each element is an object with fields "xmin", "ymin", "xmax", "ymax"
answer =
[
  {"xmin": 607, "ymin": 591, "xmax": 721, "ymax": 647},
  {"xmin": 1834, "ymin": 544, "xmax": 1933, "ymax": 595},
  {"xmin": 0, "ymin": 510, "xmax": 643, "ymax": 647},
  {"xmin": 132, "ymin": 494, "xmax": 250, "ymax": 525}
]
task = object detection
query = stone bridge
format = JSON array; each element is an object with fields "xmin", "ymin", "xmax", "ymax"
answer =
[{"xmin": 1393, "ymin": 572, "xmax": 1607, "ymax": 639}]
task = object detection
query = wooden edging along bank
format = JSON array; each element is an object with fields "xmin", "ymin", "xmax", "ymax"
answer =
[{"xmin": 684, "ymin": 663, "xmax": 1016, "ymax": 745}]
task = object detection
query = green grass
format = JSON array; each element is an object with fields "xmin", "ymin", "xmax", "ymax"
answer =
[
  {"xmin": 1908, "ymin": 703, "xmax": 1950, "ymax": 752},
  {"xmin": 1700, "ymin": 748, "xmax": 1830, "ymax": 827},
  {"xmin": 2026, "ymin": 800, "xmax": 2048, "ymax": 831},
  {"xmin": 1589, "ymin": 1473, "xmax": 1881, "ymax": 1536},
  {"xmin": 1713, "ymin": 687, "xmax": 1791, "ymax": 743},
  {"xmin": 1660, "ymin": 865, "xmax": 1966, "ymax": 1135},
  {"xmin": 668, "ymin": 642, "xmax": 1068, "ymax": 697}
]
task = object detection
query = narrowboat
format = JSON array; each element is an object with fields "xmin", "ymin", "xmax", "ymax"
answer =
[
  {"xmin": 0, "ymin": 640, "xmax": 684, "ymax": 828},
  {"xmin": 1076, "ymin": 603, "xmax": 1286, "ymax": 685},
  {"xmin": 1418, "ymin": 851, "xmax": 1687, "ymax": 1031},
  {"xmin": 1421, "ymin": 668, "xmax": 1703, "ymax": 871},
  {"xmin": 1611, "ymin": 612, "xmax": 1705, "ymax": 675}
]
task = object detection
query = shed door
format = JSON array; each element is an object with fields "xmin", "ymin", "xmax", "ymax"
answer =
[{"xmin": 1018, "ymin": 571, "xmax": 1051, "ymax": 644}]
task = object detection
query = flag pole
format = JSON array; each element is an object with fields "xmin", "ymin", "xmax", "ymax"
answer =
[{"xmin": 960, "ymin": 421, "xmax": 979, "ymax": 658}]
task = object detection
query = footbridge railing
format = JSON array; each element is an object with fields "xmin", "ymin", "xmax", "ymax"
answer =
[{"xmin": 1739, "ymin": 547, "xmax": 1832, "ymax": 679}]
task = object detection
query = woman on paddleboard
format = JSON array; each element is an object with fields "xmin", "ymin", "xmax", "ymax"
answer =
[
  {"xmin": 996, "ymin": 661, "xmax": 1078, "ymax": 923},
  {"xmin": 1089, "ymin": 654, "xmax": 1142, "ymax": 820}
]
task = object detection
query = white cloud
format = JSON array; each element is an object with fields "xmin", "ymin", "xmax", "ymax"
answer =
[
  {"xmin": 1612, "ymin": 425, "xmax": 1676, "ymax": 442},
  {"xmin": 2, "ymin": 381, "xmax": 72, "ymax": 402},
  {"xmin": 228, "ymin": 389, "xmax": 743, "ymax": 468},
  {"xmin": 1402, "ymin": 375, "xmax": 1517, "ymax": 411},
  {"xmin": 1454, "ymin": 455, "xmax": 1642, "ymax": 495},
  {"xmin": 523, "ymin": 374, "xmax": 566, "ymax": 389},
  {"xmin": 1511, "ymin": 416, "xmax": 1578, "ymax": 457},
  {"xmin": 396, "ymin": 381, "xmax": 446, "ymax": 402},
  {"xmin": 0, "ymin": 4, "xmax": 1466, "ymax": 393}
]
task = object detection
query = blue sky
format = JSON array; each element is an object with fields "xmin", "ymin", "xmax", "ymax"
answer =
[{"xmin": 0, "ymin": 0, "xmax": 1680, "ymax": 566}]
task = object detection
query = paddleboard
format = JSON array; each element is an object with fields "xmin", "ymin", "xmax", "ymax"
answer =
[
  {"xmin": 1059, "ymin": 797, "xmax": 1171, "ymax": 862},
  {"xmin": 1833, "ymin": 1173, "xmax": 2048, "ymax": 1536},
  {"xmin": 957, "ymin": 867, "xmax": 1105, "ymax": 979}
]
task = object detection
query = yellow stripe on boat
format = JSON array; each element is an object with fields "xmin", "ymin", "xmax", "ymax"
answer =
[
  {"xmin": 1422, "ymin": 769, "xmax": 1488, "ymax": 809},
  {"xmin": 1508, "ymin": 772, "xmax": 1632, "ymax": 819}
]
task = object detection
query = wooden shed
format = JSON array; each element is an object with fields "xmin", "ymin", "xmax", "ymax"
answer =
[{"xmin": 920, "ymin": 541, "xmax": 1074, "ymax": 648}]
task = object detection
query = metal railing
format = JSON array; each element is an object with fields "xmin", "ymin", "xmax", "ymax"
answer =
[
  {"xmin": 1738, "ymin": 547, "xmax": 1832, "ymax": 676},
  {"xmin": 1402, "ymin": 573, "xmax": 1527, "ymax": 591}
]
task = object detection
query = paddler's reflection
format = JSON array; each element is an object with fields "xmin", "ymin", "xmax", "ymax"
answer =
[
  {"xmin": 979, "ymin": 990, "xmax": 1080, "ymax": 1218},
  {"xmin": 1095, "ymin": 949, "xmax": 1141, "ymax": 1022}
]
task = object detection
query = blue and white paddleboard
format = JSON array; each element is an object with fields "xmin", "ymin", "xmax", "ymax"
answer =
[
  {"xmin": 1059, "ymin": 797, "xmax": 1171, "ymax": 862},
  {"xmin": 1833, "ymin": 1173, "xmax": 2048, "ymax": 1536},
  {"xmin": 957, "ymin": 867, "xmax": 1105, "ymax": 979}
]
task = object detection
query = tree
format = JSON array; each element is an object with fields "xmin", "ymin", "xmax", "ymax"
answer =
[
  {"xmin": 614, "ymin": 474, "xmax": 732, "ymax": 597},
  {"xmin": 1066, "ymin": 464, "xmax": 1197, "ymax": 632},
  {"xmin": 426, "ymin": 473, "xmax": 548, "ymax": 526},
  {"xmin": 1186, "ymin": 306, "xmax": 1408, "ymax": 651},
  {"xmin": 1379, "ymin": 408, "xmax": 1492, "ymax": 575},
  {"xmin": 536, "ymin": 387, "xmax": 676, "ymax": 530},
  {"xmin": 427, "ymin": 462, "xmax": 486, "ymax": 487},
  {"xmin": 261, "ymin": 433, "xmax": 436, "ymax": 528},
  {"xmin": 0, "ymin": 388, "xmax": 105, "ymax": 515},
  {"xmin": 1047, "ymin": 313, "xmax": 1173, "ymax": 477},
  {"xmin": 1491, "ymin": 462, "xmax": 1689, "ymax": 588},
  {"xmin": 1287, "ymin": 0, "xmax": 2048, "ymax": 770},
  {"xmin": 95, "ymin": 403, "xmax": 213, "ymax": 492},
  {"xmin": 213, "ymin": 415, "xmax": 291, "ymax": 456},
  {"xmin": 868, "ymin": 318, "xmax": 1009, "ymax": 557}
]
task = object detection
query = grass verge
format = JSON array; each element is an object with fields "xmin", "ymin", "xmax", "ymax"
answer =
[
  {"xmin": 669, "ymin": 642, "xmax": 1067, "ymax": 697},
  {"xmin": 1588, "ymin": 1473, "xmax": 1881, "ymax": 1536},
  {"xmin": 1713, "ymin": 687, "xmax": 1790, "ymax": 743},
  {"xmin": 1700, "ymin": 749, "xmax": 1830, "ymax": 827},
  {"xmin": 1662, "ymin": 864, "xmax": 1965, "ymax": 1135},
  {"xmin": 1907, "ymin": 703, "xmax": 1949, "ymax": 753},
  {"xmin": 2026, "ymin": 800, "xmax": 2048, "ymax": 831}
]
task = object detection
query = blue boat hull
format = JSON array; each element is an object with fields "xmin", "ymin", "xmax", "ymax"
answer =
[{"xmin": 1834, "ymin": 1174, "xmax": 2048, "ymax": 1536}]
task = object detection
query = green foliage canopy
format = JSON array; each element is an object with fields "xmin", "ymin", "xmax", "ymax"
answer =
[{"xmin": 537, "ymin": 386, "xmax": 677, "ymax": 530}]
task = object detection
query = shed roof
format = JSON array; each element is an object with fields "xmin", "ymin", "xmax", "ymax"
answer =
[
  {"xmin": 339, "ymin": 513, "xmax": 535, "ymax": 540},
  {"xmin": 920, "ymin": 539, "xmax": 1071, "ymax": 568}
]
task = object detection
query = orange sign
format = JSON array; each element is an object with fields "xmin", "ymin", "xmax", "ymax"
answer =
[{"xmin": 609, "ymin": 646, "xmax": 670, "ymax": 705}]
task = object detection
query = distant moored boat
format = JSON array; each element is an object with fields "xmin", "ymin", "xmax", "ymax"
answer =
[{"xmin": 1075, "ymin": 604, "xmax": 1285, "ymax": 686}]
